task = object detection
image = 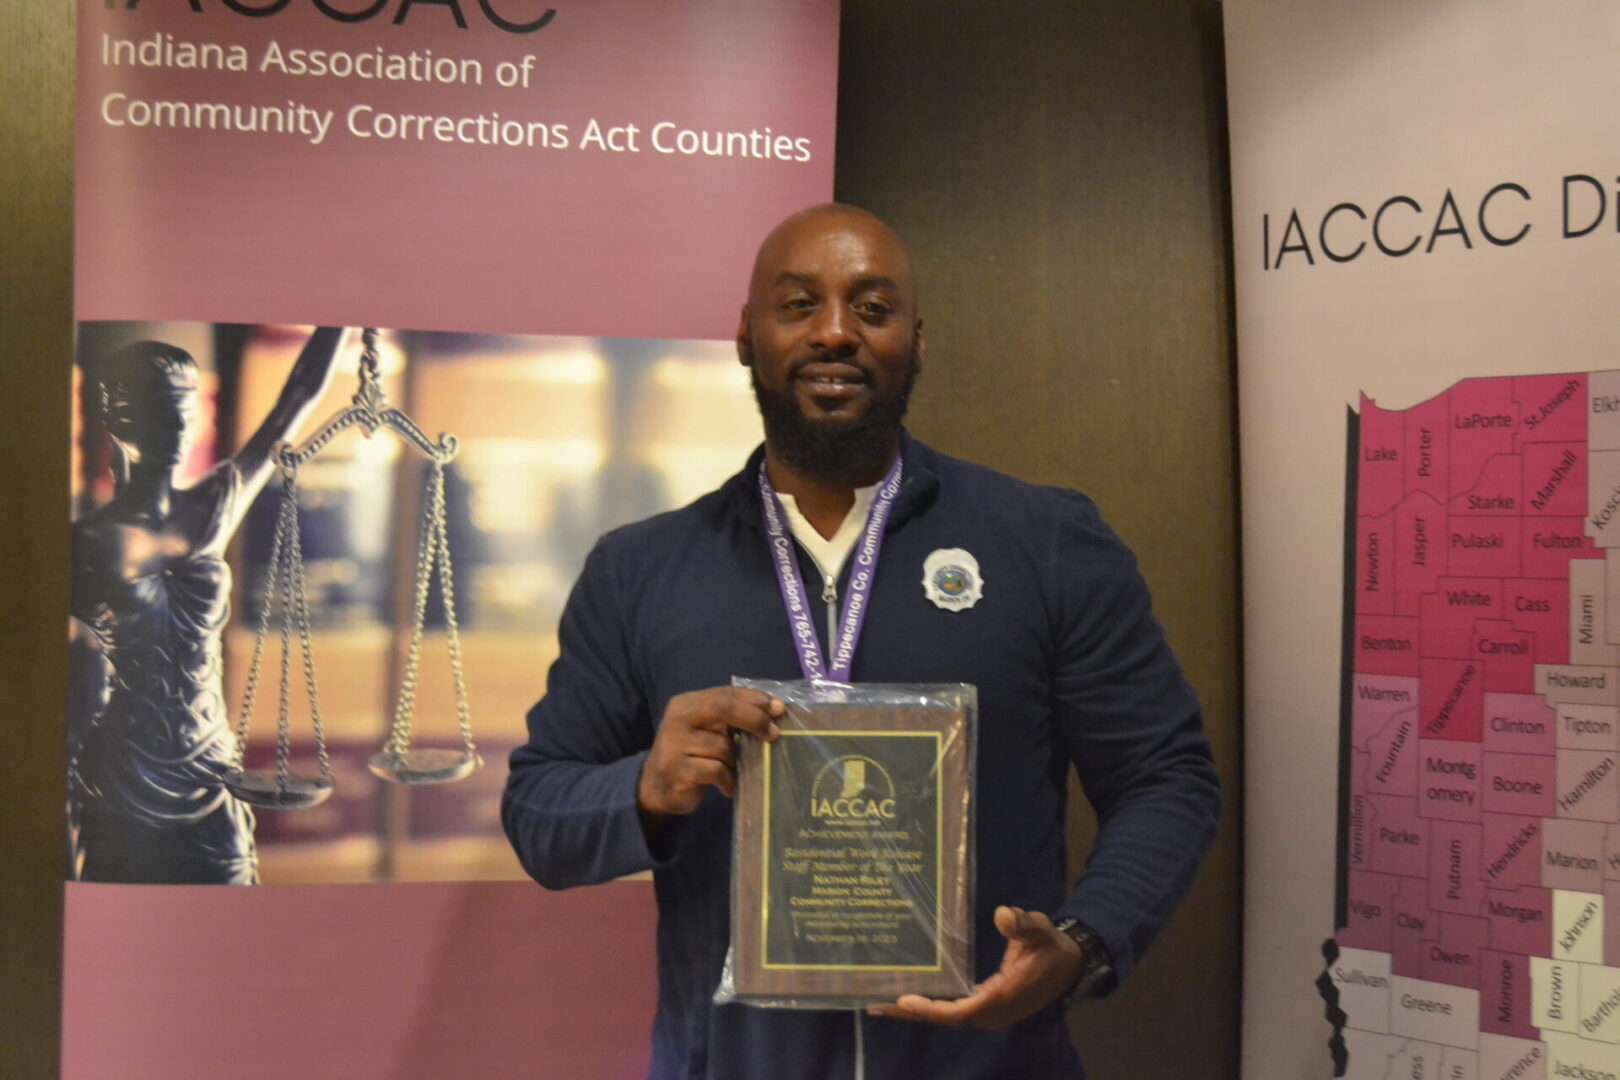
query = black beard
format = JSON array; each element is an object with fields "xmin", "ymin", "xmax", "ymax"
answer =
[{"xmin": 750, "ymin": 351, "xmax": 918, "ymax": 488}]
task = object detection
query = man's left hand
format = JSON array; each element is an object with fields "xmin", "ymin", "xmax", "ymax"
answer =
[{"xmin": 866, "ymin": 905, "xmax": 1084, "ymax": 1030}]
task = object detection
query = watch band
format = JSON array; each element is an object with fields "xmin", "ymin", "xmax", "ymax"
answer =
[{"xmin": 1052, "ymin": 918, "xmax": 1115, "ymax": 1004}]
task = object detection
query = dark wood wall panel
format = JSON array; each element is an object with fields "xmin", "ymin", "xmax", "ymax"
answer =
[
  {"xmin": 835, "ymin": 2, "xmax": 1241, "ymax": 1075},
  {"xmin": 0, "ymin": 1, "xmax": 73, "ymax": 1077}
]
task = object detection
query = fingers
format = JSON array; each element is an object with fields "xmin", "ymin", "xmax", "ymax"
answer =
[
  {"xmin": 688, "ymin": 686, "xmax": 784, "ymax": 741},
  {"xmin": 639, "ymin": 749, "xmax": 735, "ymax": 816},
  {"xmin": 995, "ymin": 905, "xmax": 1055, "ymax": 943},
  {"xmin": 867, "ymin": 990, "xmax": 996, "ymax": 1027},
  {"xmin": 681, "ymin": 728, "xmax": 736, "ymax": 763},
  {"xmin": 639, "ymin": 687, "xmax": 787, "ymax": 817},
  {"xmin": 685, "ymin": 757, "xmax": 734, "ymax": 799}
]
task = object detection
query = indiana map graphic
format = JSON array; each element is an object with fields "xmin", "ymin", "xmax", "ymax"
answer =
[{"xmin": 1331, "ymin": 371, "xmax": 1620, "ymax": 1080}]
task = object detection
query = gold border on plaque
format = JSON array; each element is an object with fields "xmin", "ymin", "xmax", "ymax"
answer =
[{"xmin": 759, "ymin": 730, "xmax": 944, "ymax": 973}]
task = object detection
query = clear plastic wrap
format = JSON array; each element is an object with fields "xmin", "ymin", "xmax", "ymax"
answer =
[{"xmin": 715, "ymin": 678, "xmax": 976, "ymax": 1009}]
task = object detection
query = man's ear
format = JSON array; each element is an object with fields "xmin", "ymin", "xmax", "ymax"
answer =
[
  {"xmin": 915, "ymin": 318, "xmax": 926, "ymax": 370},
  {"xmin": 736, "ymin": 305, "xmax": 753, "ymax": 367}
]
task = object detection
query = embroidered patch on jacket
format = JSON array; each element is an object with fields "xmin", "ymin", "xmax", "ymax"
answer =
[{"xmin": 922, "ymin": 548, "xmax": 983, "ymax": 611}]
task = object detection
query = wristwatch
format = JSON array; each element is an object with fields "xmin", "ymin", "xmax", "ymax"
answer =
[{"xmin": 1052, "ymin": 918, "xmax": 1115, "ymax": 1004}]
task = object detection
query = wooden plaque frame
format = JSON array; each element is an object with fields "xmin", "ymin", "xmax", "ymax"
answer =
[{"xmin": 729, "ymin": 691, "xmax": 973, "ymax": 1004}]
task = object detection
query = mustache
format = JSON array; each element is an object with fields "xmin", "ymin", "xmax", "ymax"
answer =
[{"xmin": 789, "ymin": 353, "xmax": 871, "ymax": 378}]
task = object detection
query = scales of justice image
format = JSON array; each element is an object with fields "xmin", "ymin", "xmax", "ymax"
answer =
[{"xmin": 70, "ymin": 327, "xmax": 479, "ymax": 885}]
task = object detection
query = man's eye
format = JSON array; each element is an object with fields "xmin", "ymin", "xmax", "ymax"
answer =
[
  {"xmin": 782, "ymin": 297, "xmax": 815, "ymax": 312},
  {"xmin": 855, "ymin": 301, "xmax": 892, "ymax": 318}
]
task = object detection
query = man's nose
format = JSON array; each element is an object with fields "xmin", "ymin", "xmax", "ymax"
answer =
[{"xmin": 807, "ymin": 302, "xmax": 859, "ymax": 354}]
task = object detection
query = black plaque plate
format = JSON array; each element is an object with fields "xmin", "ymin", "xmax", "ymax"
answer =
[{"xmin": 730, "ymin": 687, "xmax": 973, "ymax": 1005}]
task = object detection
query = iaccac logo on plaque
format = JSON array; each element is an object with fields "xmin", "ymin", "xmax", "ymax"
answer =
[{"xmin": 810, "ymin": 756, "xmax": 898, "ymax": 820}]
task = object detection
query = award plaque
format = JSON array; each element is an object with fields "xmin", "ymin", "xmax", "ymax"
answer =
[{"xmin": 726, "ymin": 680, "xmax": 975, "ymax": 1007}]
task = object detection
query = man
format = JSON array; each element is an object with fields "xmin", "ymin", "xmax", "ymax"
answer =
[{"xmin": 503, "ymin": 204, "xmax": 1220, "ymax": 1078}]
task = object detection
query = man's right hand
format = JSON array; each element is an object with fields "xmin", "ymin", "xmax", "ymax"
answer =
[{"xmin": 637, "ymin": 686, "xmax": 785, "ymax": 820}]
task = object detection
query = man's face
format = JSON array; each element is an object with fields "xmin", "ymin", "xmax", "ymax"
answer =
[{"xmin": 738, "ymin": 210, "xmax": 924, "ymax": 482}]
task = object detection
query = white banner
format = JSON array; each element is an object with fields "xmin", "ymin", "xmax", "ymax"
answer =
[{"xmin": 1228, "ymin": 3, "xmax": 1620, "ymax": 1077}]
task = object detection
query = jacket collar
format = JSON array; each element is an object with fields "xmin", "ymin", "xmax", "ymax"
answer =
[{"xmin": 720, "ymin": 429, "xmax": 941, "ymax": 533}]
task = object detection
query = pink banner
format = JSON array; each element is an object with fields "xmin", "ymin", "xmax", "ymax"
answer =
[
  {"xmin": 67, "ymin": 2, "xmax": 837, "ymax": 1075},
  {"xmin": 75, "ymin": 0, "xmax": 839, "ymax": 339}
]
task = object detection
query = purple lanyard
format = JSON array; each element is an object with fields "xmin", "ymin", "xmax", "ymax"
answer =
[{"xmin": 758, "ymin": 456, "xmax": 903, "ymax": 682}]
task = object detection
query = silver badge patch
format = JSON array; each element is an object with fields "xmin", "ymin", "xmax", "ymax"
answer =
[{"xmin": 922, "ymin": 548, "xmax": 983, "ymax": 611}]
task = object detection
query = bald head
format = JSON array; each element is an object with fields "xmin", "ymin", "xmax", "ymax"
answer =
[{"xmin": 745, "ymin": 204, "xmax": 918, "ymax": 317}]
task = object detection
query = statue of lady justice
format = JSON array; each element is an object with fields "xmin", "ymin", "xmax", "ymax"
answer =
[{"xmin": 70, "ymin": 326, "xmax": 348, "ymax": 884}]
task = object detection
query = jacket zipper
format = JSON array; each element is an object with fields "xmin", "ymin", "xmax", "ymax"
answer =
[{"xmin": 823, "ymin": 575, "xmax": 838, "ymax": 659}]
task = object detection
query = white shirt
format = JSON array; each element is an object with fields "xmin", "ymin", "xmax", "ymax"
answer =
[{"xmin": 776, "ymin": 481, "xmax": 881, "ymax": 589}]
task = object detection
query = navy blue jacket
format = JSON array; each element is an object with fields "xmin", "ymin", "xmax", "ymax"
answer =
[{"xmin": 503, "ymin": 434, "xmax": 1220, "ymax": 1079}]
